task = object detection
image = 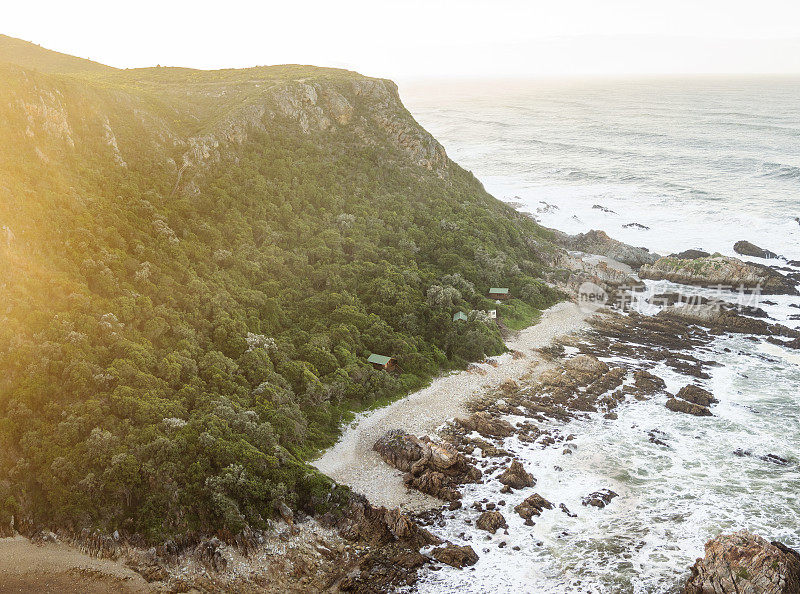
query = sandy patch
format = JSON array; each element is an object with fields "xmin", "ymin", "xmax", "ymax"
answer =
[
  {"xmin": 313, "ymin": 301, "xmax": 591, "ymax": 511},
  {"xmin": 0, "ymin": 536, "xmax": 151, "ymax": 593}
]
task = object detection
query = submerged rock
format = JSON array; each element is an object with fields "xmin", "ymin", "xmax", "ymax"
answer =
[
  {"xmin": 581, "ymin": 489, "xmax": 618, "ymax": 509},
  {"xmin": 683, "ymin": 531, "xmax": 800, "ymax": 594},
  {"xmin": 498, "ymin": 460, "xmax": 536, "ymax": 489}
]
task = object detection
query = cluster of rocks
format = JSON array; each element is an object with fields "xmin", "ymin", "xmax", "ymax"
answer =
[
  {"xmin": 372, "ymin": 430, "xmax": 481, "ymax": 501},
  {"xmin": 553, "ymin": 229, "xmax": 660, "ymax": 269},
  {"xmin": 666, "ymin": 385, "xmax": 718, "ymax": 417}
]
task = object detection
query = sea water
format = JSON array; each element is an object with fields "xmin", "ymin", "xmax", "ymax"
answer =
[{"xmin": 402, "ymin": 77, "xmax": 800, "ymax": 593}]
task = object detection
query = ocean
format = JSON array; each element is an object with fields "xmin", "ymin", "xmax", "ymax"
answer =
[{"xmin": 401, "ymin": 77, "xmax": 800, "ymax": 593}]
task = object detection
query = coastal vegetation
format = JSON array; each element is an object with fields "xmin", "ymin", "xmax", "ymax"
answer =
[{"xmin": 0, "ymin": 36, "xmax": 562, "ymax": 540}]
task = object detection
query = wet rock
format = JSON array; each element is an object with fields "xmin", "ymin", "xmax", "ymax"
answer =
[
  {"xmin": 676, "ymin": 385, "xmax": 717, "ymax": 407},
  {"xmin": 734, "ymin": 240, "xmax": 780, "ymax": 260},
  {"xmin": 623, "ymin": 222, "xmax": 650, "ymax": 230},
  {"xmin": 683, "ymin": 531, "xmax": 800, "ymax": 594},
  {"xmin": 581, "ymin": 489, "xmax": 618, "ymax": 509},
  {"xmin": 559, "ymin": 503, "xmax": 577, "ymax": 518},
  {"xmin": 456, "ymin": 411, "xmax": 515, "ymax": 438},
  {"xmin": 666, "ymin": 397, "xmax": 712, "ymax": 417},
  {"xmin": 475, "ymin": 511, "xmax": 507, "ymax": 534},
  {"xmin": 431, "ymin": 543, "xmax": 479, "ymax": 568},
  {"xmin": 498, "ymin": 460, "xmax": 536, "ymax": 489},
  {"xmin": 657, "ymin": 303, "xmax": 798, "ymax": 338},
  {"xmin": 514, "ymin": 494, "xmax": 554, "ymax": 520}
]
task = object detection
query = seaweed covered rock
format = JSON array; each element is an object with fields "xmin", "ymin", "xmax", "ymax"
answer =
[
  {"xmin": 475, "ymin": 511, "xmax": 507, "ymax": 534},
  {"xmin": 514, "ymin": 494, "xmax": 553, "ymax": 520},
  {"xmin": 432, "ymin": 543, "xmax": 479, "ymax": 568}
]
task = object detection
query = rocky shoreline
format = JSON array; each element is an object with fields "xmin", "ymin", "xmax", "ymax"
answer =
[{"xmin": 4, "ymin": 233, "xmax": 798, "ymax": 593}]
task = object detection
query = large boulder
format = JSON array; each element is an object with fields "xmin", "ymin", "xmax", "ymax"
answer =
[
  {"xmin": 676, "ymin": 385, "xmax": 717, "ymax": 408},
  {"xmin": 498, "ymin": 460, "xmax": 536, "ymax": 489},
  {"xmin": 514, "ymin": 493, "xmax": 553, "ymax": 520},
  {"xmin": 431, "ymin": 543, "xmax": 479, "ymax": 568},
  {"xmin": 683, "ymin": 531, "xmax": 800, "ymax": 594},
  {"xmin": 666, "ymin": 397, "xmax": 712, "ymax": 417},
  {"xmin": 475, "ymin": 511, "xmax": 507, "ymax": 534},
  {"xmin": 640, "ymin": 255, "xmax": 797, "ymax": 295},
  {"xmin": 734, "ymin": 240, "xmax": 780, "ymax": 260},
  {"xmin": 581, "ymin": 489, "xmax": 618, "ymax": 509}
]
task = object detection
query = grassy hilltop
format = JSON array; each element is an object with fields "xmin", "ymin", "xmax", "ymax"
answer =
[{"xmin": 0, "ymin": 35, "xmax": 562, "ymax": 540}]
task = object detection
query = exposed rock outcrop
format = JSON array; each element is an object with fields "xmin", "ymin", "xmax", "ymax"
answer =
[
  {"xmin": 431, "ymin": 544, "xmax": 479, "ymax": 568},
  {"xmin": 498, "ymin": 460, "xmax": 536, "ymax": 489},
  {"xmin": 683, "ymin": 531, "xmax": 800, "ymax": 594},
  {"xmin": 373, "ymin": 430, "xmax": 480, "ymax": 501},
  {"xmin": 640, "ymin": 255, "xmax": 797, "ymax": 295},
  {"xmin": 514, "ymin": 494, "xmax": 554, "ymax": 520},
  {"xmin": 554, "ymin": 229, "xmax": 659, "ymax": 268},
  {"xmin": 475, "ymin": 511, "xmax": 507, "ymax": 534},
  {"xmin": 676, "ymin": 385, "xmax": 717, "ymax": 408},
  {"xmin": 666, "ymin": 397, "xmax": 713, "ymax": 417},
  {"xmin": 456, "ymin": 411, "xmax": 515, "ymax": 438},
  {"xmin": 734, "ymin": 240, "xmax": 780, "ymax": 260}
]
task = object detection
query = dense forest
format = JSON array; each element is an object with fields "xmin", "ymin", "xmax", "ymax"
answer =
[{"xmin": 0, "ymin": 35, "xmax": 563, "ymax": 540}]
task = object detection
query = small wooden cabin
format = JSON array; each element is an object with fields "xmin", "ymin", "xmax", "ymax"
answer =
[
  {"xmin": 488, "ymin": 287, "xmax": 509, "ymax": 300},
  {"xmin": 452, "ymin": 311, "xmax": 468, "ymax": 322},
  {"xmin": 368, "ymin": 353, "xmax": 398, "ymax": 371}
]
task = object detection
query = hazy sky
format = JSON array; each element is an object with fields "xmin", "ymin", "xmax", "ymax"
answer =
[{"xmin": 6, "ymin": 0, "xmax": 800, "ymax": 79}]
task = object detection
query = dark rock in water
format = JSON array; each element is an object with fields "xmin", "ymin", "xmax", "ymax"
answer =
[
  {"xmin": 666, "ymin": 397, "xmax": 712, "ymax": 416},
  {"xmin": 632, "ymin": 370, "xmax": 667, "ymax": 397},
  {"xmin": 734, "ymin": 240, "xmax": 780, "ymax": 260},
  {"xmin": 623, "ymin": 222, "xmax": 650, "ymax": 230},
  {"xmin": 475, "ymin": 511, "xmax": 507, "ymax": 534},
  {"xmin": 671, "ymin": 249, "xmax": 711, "ymax": 259},
  {"xmin": 553, "ymin": 229, "xmax": 659, "ymax": 268},
  {"xmin": 581, "ymin": 489, "xmax": 618, "ymax": 509},
  {"xmin": 737, "ymin": 449, "xmax": 792, "ymax": 466},
  {"xmin": 676, "ymin": 385, "xmax": 718, "ymax": 407},
  {"xmin": 559, "ymin": 503, "xmax": 577, "ymax": 518},
  {"xmin": 648, "ymin": 429, "xmax": 669, "ymax": 446},
  {"xmin": 683, "ymin": 531, "xmax": 800, "ymax": 594},
  {"xmin": 657, "ymin": 302, "xmax": 800, "ymax": 339},
  {"xmin": 592, "ymin": 204, "xmax": 617, "ymax": 214},
  {"xmin": 498, "ymin": 460, "xmax": 536, "ymax": 489},
  {"xmin": 432, "ymin": 543, "xmax": 479, "ymax": 568},
  {"xmin": 514, "ymin": 494, "xmax": 553, "ymax": 520}
]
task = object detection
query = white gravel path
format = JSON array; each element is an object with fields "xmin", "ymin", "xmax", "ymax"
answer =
[{"xmin": 312, "ymin": 301, "xmax": 592, "ymax": 511}]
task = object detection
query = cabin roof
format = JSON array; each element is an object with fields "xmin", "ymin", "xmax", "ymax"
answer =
[
  {"xmin": 489, "ymin": 287, "xmax": 509, "ymax": 294},
  {"xmin": 453, "ymin": 311, "xmax": 468, "ymax": 322},
  {"xmin": 368, "ymin": 353, "xmax": 392, "ymax": 365}
]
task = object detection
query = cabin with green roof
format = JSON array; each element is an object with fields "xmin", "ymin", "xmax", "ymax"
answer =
[
  {"xmin": 453, "ymin": 311, "xmax": 468, "ymax": 322},
  {"xmin": 488, "ymin": 287, "xmax": 510, "ymax": 300},
  {"xmin": 367, "ymin": 353, "xmax": 398, "ymax": 371}
]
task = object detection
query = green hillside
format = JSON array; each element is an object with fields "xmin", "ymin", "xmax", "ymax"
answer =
[{"xmin": 0, "ymin": 36, "xmax": 562, "ymax": 540}]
